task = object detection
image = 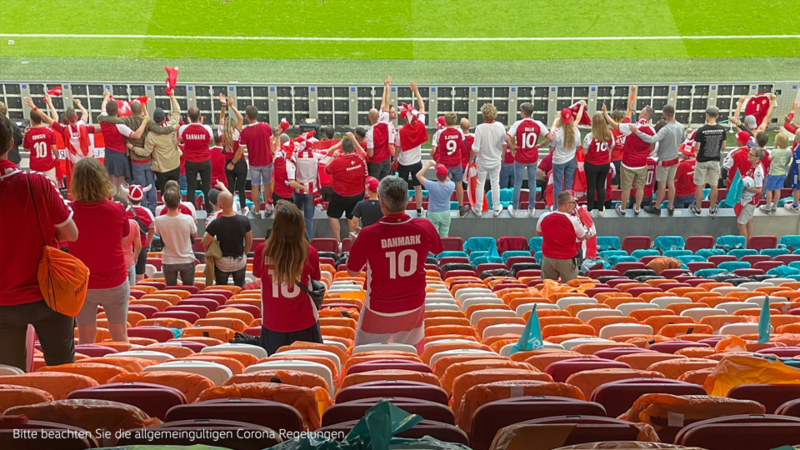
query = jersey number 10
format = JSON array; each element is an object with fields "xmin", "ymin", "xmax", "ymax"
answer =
[
  {"xmin": 386, "ymin": 249, "xmax": 418, "ymax": 279},
  {"xmin": 34, "ymin": 142, "xmax": 49, "ymax": 159}
]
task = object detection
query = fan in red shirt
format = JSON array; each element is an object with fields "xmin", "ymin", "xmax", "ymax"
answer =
[
  {"xmin": 209, "ymin": 139, "xmax": 228, "ymax": 189},
  {"xmin": 347, "ymin": 176, "xmax": 443, "ymax": 354},
  {"xmin": 723, "ymin": 131, "xmax": 753, "ymax": 187},
  {"xmin": 23, "ymin": 109, "xmax": 59, "ymax": 185},
  {"xmin": 239, "ymin": 105, "xmax": 274, "ymax": 216},
  {"xmin": 97, "ymin": 90, "xmax": 148, "ymax": 195},
  {"xmin": 178, "ymin": 107, "xmax": 214, "ymax": 214},
  {"xmin": 629, "ymin": 157, "xmax": 658, "ymax": 209},
  {"xmin": 609, "ymin": 87, "xmax": 636, "ymax": 188},
  {"xmin": 506, "ymin": 103, "xmax": 549, "ymax": 216},
  {"xmin": 433, "ymin": 113, "xmax": 469, "ymax": 216},
  {"xmin": 673, "ymin": 144, "xmax": 697, "ymax": 208},
  {"xmin": 536, "ymin": 191, "xmax": 587, "ymax": 283},
  {"xmin": 460, "ymin": 119, "xmax": 473, "ymax": 170},
  {"xmin": 324, "ymin": 134, "xmax": 368, "ymax": 242},
  {"xmin": 126, "ymin": 184, "xmax": 155, "ymax": 282},
  {"xmin": 365, "ymin": 76, "xmax": 396, "ymax": 180},
  {"xmin": 581, "ymin": 112, "xmax": 615, "ymax": 215},
  {"xmin": 272, "ymin": 139, "xmax": 296, "ymax": 204}
]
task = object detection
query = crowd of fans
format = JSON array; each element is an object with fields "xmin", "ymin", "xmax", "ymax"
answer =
[{"xmin": 0, "ymin": 76, "xmax": 795, "ymax": 365}]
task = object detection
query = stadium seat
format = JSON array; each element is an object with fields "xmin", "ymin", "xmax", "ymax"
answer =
[
  {"xmin": 67, "ymin": 382, "xmax": 186, "ymax": 420},
  {"xmin": 591, "ymin": 378, "xmax": 706, "ymax": 417},
  {"xmin": 166, "ymin": 398, "xmax": 303, "ymax": 432},
  {"xmin": 121, "ymin": 419, "xmax": 280, "ymax": 449},
  {"xmin": 322, "ymin": 398, "xmax": 453, "ymax": 426},
  {"xmin": 622, "ymin": 236, "xmax": 652, "ymax": 254},
  {"xmin": 748, "ymin": 235, "xmax": 778, "ymax": 252},
  {"xmin": 675, "ymin": 414, "xmax": 800, "ymax": 450},
  {"xmin": 686, "ymin": 236, "xmax": 714, "ymax": 254}
]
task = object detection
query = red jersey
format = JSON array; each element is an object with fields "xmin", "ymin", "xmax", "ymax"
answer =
[
  {"xmin": 536, "ymin": 211, "xmax": 586, "ymax": 260},
  {"xmin": 435, "ymin": 128, "xmax": 465, "ymax": 168},
  {"xmin": 178, "ymin": 123, "xmax": 213, "ymax": 162},
  {"xmin": 347, "ymin": 214, "xmax": 444, "ymax": 314},
  {"xmin": 675, "ymin": 159, "xmax": 697, "ymax": 197},
  {"xmin": 69, "ymin": 200, "xmax": 130, "ymax": 289},
  {"xmin": 239, "ymin": 122, "xmax": 273, "ymax": 167},
  {"xmin": 366, "ymin": 122, "xmax": 391, "ymax": 163},
  {"xmin": 210, "ymin": 147, "xmax": 227, "ymax": 187},
  {"xmin": 610, "ymin": 117, "xmax": 631, "ymax": 162},
  {"xmin": 502, "ymin": 145, "xmax": 514, "ymax": 164},
  {"xmin": 24, "ymin": 126, "xmax": 57, "ymax": 172},
  {"xmin": 315, "ymin": 139, "xmax": 340, "ymax": 152},
  {"xmin": 0, "ymin": 162, "xmax": 73, "ymax": 306},
  {"xmin": 128, "ymin": 205, "xmax": 154, "ymax": 248},
  {"xmin": 619, "ymin": 120, "xmax": 654, "ymax": 169},
  {"xmin": 630, "ymin": 158, "xmax": 658, "ymax": 199},
  {"xmin": 158, "ymin": 203, "xmax": 195, "ymax": 217},
  {"xmin": 218, "ymin": 126, "xmax": 240, "ymax": 161},
  {"xmin": 508, "ymin": 118, "xmax": 548, "ymax": 164},
  {"xmin": 325, "ymin": 153, "xmax": 368, "ymax": 197},
  {"xmin": 583, "ymin": 133, "xmax": 614, "ymax": 166},
  {"xmin": 725, "ymin": 147, "xmax": 751, "ymax": 183},
  {"xmin": 462, "ymin": 134, "xmax": 474, "ymax": 169},
  {"xmin": 253, "ymin": 243, "xmax": 321, "ymax": 333},
  {"xmin": 99, "ymin": 119, "xmax": 133, "ymax": 154},
  {"xmin": 272, "ymin": 151, "xmax": 295, "ymax": 199}
]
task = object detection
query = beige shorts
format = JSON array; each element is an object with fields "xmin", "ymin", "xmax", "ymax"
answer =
[
  {"xmin": 656, "ymin": 163, "xmax": 678, "ymax": 183},
  {"xmin": 694, "ymin": 161, "xmax": 720, "ymax": 187},
  {"xmin": 737, "ymin": 203, "xmax": 757, "ymax": 225},
  {"xmin": 621, "ymin": 166, "xmax": 647, "ymax": 190}
]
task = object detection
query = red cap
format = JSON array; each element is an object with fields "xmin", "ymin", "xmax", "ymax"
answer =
[
  {"xmin": 128, "ymin": 185, "xmax": 144, "ymax": 201},
  {"xmin": 435, "ymin": 164, "xmax": 448, "ymax": 178},
  {"xmin": 680, "ymin": 143, "xmax": 695, "ymax": 157},
  {"xmin": 736, "ymin": 131, "xmax": 751, "ymax": 145},
  {"xmin": 436, "ymin": 116, "xmax": 446, "ymax": 129},
  {"xmin": 366, "ymin": 176, "xmax": 379, "ymax": 193},
  {"xmin": 560, "ymin": 108, "xmax": 573, "ymax": 124}
]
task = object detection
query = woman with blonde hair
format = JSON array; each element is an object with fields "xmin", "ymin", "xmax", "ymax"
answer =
[
  {"xmin": 253, "ymin": 202, "xmax": 323, "ymax": 354},
  {"xmin": 582, "ymin": 112, "xmax": 614, "ymax": 216},
  {"xmin": 218, "ymin": 94, "xmax": 247, "ymax": 209},
  {"xmin": 548, "ymin": 102, "xmax": 585, "ymax": 208},
  {"xmin": 68, "ymin": 158, "xmax": 131, "ymax": 344}
]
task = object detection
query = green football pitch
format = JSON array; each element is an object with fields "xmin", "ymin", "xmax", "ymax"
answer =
[{"xmin": 1, "ymin": 0, "xmax": 799, "ymax": 83}]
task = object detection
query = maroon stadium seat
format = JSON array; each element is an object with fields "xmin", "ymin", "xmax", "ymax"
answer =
[
  {"xmin": 741, "ymin": 255, "xmax": 771, "ymax": 265},
  {"xmin": 165, "ymin": 305, "xmax": 209, "ymax": 319},
  {"xmin": 648, "ymin": 340, "xmax": 710, "ymax": 354},
  {"xmin": 120, "ymin": 419, "xmax": 280, "ymax": 449},
  {"xmin": 68, "ymin": 382, "xmax": 187, "ymax": 420},
  {"xmin": 754, "ymin": 261, "xmax": 783, "ymax": 272},
  {"xmin": 151, "ymin": 311, "xmax": 200, "ymax": 324},
  {"xmin": 199, "ymin": 289, "xmax": 233, "ymax": 299},
  {"xmin": 627, "ymin": 287, "xmax": 662, "ymax": 297},
  {"xmin": 622, "ymin": 236, "xmax": 652, "ymax": 254},
  {"xmin": 516, "ymin": 269, "xmax": 542, "ymax": 278},
  {"xmin": 129, "ymin": 290, "xmax": 147, "ymax": 299},
  {"xmin": 675, "ymin": 414, "xmax": 800, "ymax": 450},
  {"xmin": 0, "ymin": 416, "xmax": 98, "ymax": 449},
  {"xmin": 146, "ymin": 258, "xmax": 163, "ymax": 270},
  {"xmin": 505, "ymin": 256, "xmax": 537, "ymax": 267},
  {"xmin": 584, "ymin": 287, "xmax": 621, "ymax": 298},
  {"xmin": 776, "ymin": 255, "xmax": 800, "ymax": 265},
  {"xmin": 137, "ymin": 281, "xmax": 166, "ymax": 290},
  {"xmin": 443, "ymin": 269, "xmax": 477, "ymax": 279},
  {"xmin": 177, "ymin": 299, "xmax": 220, "ymax": 311},
  {"xmin": 660, "ymin": 269, "xmax": 691, "ymax": 279},
  {"xmin": 657, "ymin": 283, "xmax": 691, "ymax": 291},
  {"xmin": 188, "ymin": 294, "xmax": 227, "ymax": 305},
  {"xmin": 776, "ymin": 398, "xmax": 800, "ymax": 417},
  {"xmin": 441, "ymin": 237, "xmax": 464, "ymax": 252},
  {"xmin": 225, "ymin": 304, "xmax": 261, "ymax": 319},
  {"xmin": 613, "ymin": 262, "xmax": 646, "ymax": 274},
  {"xmin": 492, "ymin": 282, "xmax": 527, "ymax": 291},
  {"xmin": 439, "ymin": 257, "xmax": 470, "ymax": 266},
  {"xmin": 475, "ymin": 263, "xmax": 506, "ymax": 274},
  {"xmin": 728, "ymin": 384, "xmax": 800, "ymax": 414},
  {"xmin": 709, "ymin": 255, "xmax": 736, "ymax": 266},
  {"xmin": 310, "ymin": 238, "xmax": 339, "ymax": 253},
  {"xmin": 544, "ymin": 358, "xmax": 631, "ymax": 383},
  {"xmin": 73, "ymin": 344, "xmax": 118, "ymax": 357},
  {"xmin": 166, "ymin": 398, "xmax": 302, "ymax": 432},
  {"xmin": 127, "ymin": 326, "xmax": 175, "ymax": 342},
  {"xmin": 687, "ymin": 261, "xmax": 716, "ymax": 273},
  {"xmin": 346, "ymin": 360, "xmax": 433, "ymax": 376},
  {"xmin": 733, "ymin": 268, "xmax": 764, "ymax": 277},
  {"xmin": 685, "ymin": 236, "xmax": 714, "ymax": 254},
  {"xmin": 164, "ymin": 285, "xmax": 199, "ymax": 295},
  {"xmin": 519, "ymin": 415, "xmax": 643, "ymax": 446},
  {"xmin": 593, "ymin": 347, "xmax": 655, "ymax": 360},
  {"xmin": 748, "ymin": 235, "xmax": 778, "ymax": 252},
  {"xmin": 334, "ymin": 380, "xmax": 448, "ymax": 405},
  {"xmin": 590, "ymin": 378, "xmax": 706, "ymax": 417},
  {"xmin": 322, "ymin": 398, "xmax": 454, "ymax": 427},
  {"xmin": 128, "ymin": 304, "xmax": 160, "ymax": 319},
  {"xmin": 587, "ymin": 269, "xmax": 620, "ymax": 279}
]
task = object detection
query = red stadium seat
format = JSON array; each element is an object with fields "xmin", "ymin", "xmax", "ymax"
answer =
[
  {"xmin": 165, "ymin": 398, "xmax": 303, "ymax": 432},
  {"xmin": 748, "ymin": 235, "xmax": 778, "ymax": 252},
  {"xmin": 590, "ymin": 378, "xmax": 706, "ymax": 417},
  {"xmin": 517, "ymin": 415, "xmax": 646, "ymax": 446},
  {"xmin": 622, "ymin": 236, "xmax": 652, "ymax": 254},
  {"xmin": 121, "ymin": 419, "xmax": 280, "ymax": 449},
  {"xmin": 614, "ymin": 262, "xmax": 646, "ymax": 274},
  {"xmin": 346, "ymin": 360, "xmax": 432, "ymax": 376},
  {"xmin": 164, "ymin": 285, "xmax": 199, "ymax": 295},
  {"xmin": 728, "ymin": 384, "xmax": 800, "ymax": 414},
  {"xmin": 675, "ymin": 414, "xmax": 800, "ymax": 450},
  {"xmin": 73, "ymin": 344, "xmax": 117, "ymax": 358},
  {"xmin": 660, "ymin": 269, "xmax": 690, "ymax": 279},
  {"xmin": 741, "ymin": 255, "xmax": 771, "ymax": 265},
  {"xmin": 505, "ymin": 256, "xmax": 537, "ymax": 267},
  {"xmin": 685, "ymin": 236, "xmax": 714, "ymax": 254},
  {"xmin": 441, "ymin": 237, "xmax": 464, "ymax": 252},
  {"xmin": 318, "ymin": 419, "xmax": 468, "ymax": 445},
  {"xmin": 67, "ymin": 382, "xmax": 187, "ymax": 420},
  {"xmin": 687, "ymin": 262, "xmax": 716, "ymax": 272},
  {"xmin": 754, "ymin": 261, "xmax": 783, "ymax": 272},
  {"xmin": 587, "ymin": 269, "xmax": 620, "ymax": 279},
  {"xmin": 443, "ymin": 270, "xmax": 477, "ymax": 279},
  {"xmin": 709, "ymin": 255, "xmax": 736, "ymax": 266},
  {"xmin": 544, "ymin": 358, "xmax": 631, "ymax": 383},
  {"xmin": 165, "ymin": 305, "xmax": 210, "ymax": 319},
  {"xmin": 128, "ymin": 304, "xmax": 160, "ymax": 319},
  {"xmin": 151, "ymin": 311, "xmax": 200, "ymax": 324},
  {"xmin": 310, "ymin": 238, "xmax": 339, "ymax": 253},
  {"xmin": 776, "ymin": 255, "xmax": 800, "ymax": 265},
  {"xmin": 334, "ymin": 380, "xmax": 447, "ymax": 405},
  {"xmin": 647, "ymin": 340, "xmax": 710, "ymax": 354},
  {"xmin": 127, "ymin": 327, "xmax": 175, "ymax": 343},
  {"xmin": 733, "ymin": 268, "xmax": 764, "ymax": 277}
]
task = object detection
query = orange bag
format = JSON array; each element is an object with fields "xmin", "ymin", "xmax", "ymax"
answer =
[
  {"xmin": 84, "ymin": 357, "xmax": 159, "ymax": 373},
  {"xmin": 441, "ymin": 359, "xmax": 535, "ymax": 394},
  {"xmin": 615, "ymin": 353, "xmax": 687, "ymax": 370},
  {"xmin": 0, "ymin": 372, "xmax": 97, "ymax": 400},
  {"xmin": 622, "ymin": 394, "xmax": 764, "ymax": 432},
  {"xmin": 36, "ymin": 237, "xmax": 90, "ymax": 317},
  {"xmin": 197, "ymin": 382, "xmax": 327, "ymax": 430},
  {"xmin": 108, "ymin": 371, "xmax": 214, "ymax": 403},
  {"xmin": 646, "ymin": 358, "xmax": 718, "ymax": 379},
  {"xmin": 432, "ymin": 354, "xmax": 509, "ymax": 378},
  {"xmin": 169, "ymin": 355, "xmax": 246, "ymax": 375},
  {"xmin": 566, "ymin": 368, "xmax": 666, "ymax": 398},
  {"xmin": 703, "ymin": 355, "xmax": 800, "ymax": 396},
  {"xmin": 277, "ymin": 342, "xmax": 351, "ymax": 366},
  {"xmin": 37, "ymin": 362, "xmax": 128, "ymax": 384},
  {"xmin": 0, "ymin": 385, "xmax": 54, "ymax": 413},
  {"xmin": 456, "ymin": 380, "xmax": 585, "ymax": 432},
  {"xmin": 450, "ymin": 368, "xmax": 553, "ymax": 412},
  {"xmin": 522, "ymin": 352, "xmax": 589, "ymax": 371},
  {"xmin": 5, "ymin": 399, "xmax": 161, "ymax": 440},
  {"xmin": 678, "ymin": 367, "xmax": 715, "ymax": 385},
  {"xmin": 225, "ymin": 370, "xmax": 329, "ymax": 392},
  {"xmin": 645, "ymin": 257, "xmax": 681, "ymax": 275},
  {"xmin": 339, "ymin": 369, "xmax": 441, "ymax": 390}
]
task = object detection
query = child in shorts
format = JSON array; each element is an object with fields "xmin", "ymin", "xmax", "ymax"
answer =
[{"xmin": 763, "ymin": 132, "xmax": 792, "ymax": 214}]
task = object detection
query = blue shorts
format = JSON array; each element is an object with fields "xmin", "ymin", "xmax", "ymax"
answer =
[
  {"xmin": 765, "ymin": 174, "xmax": 786, "ymax": 191},
  {"xmin": 447, "ymin": 165, "xmax": 464, "ymax": 183},
  {"xmin": 250, "ymin": 164, "xmax": 273, "ymax": 186}
]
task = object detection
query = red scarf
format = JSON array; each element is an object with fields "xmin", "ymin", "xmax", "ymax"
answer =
[
  {"xmin": 576, "ymin": 207, "xmax": 597, "ymax": 258},
  {"xmin": 0, "ymin": 159, "xmax": 19, "ymax": 176},
  {"xmin": 64, "ymin": 123, "xmax": 92, "ymax": 160},
  {"xmin": 399, "ymin": 119, "xmax": 428, "ymax": 151}
]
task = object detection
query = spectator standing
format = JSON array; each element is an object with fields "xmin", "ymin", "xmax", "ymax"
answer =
[
  {"xmin": 507, "ymin": 102, "xmax": 548, "ymax": 217},
  {"xmin": 69, "ymin": 158, "xmax": 130, "ymax": 344},
  {"xmin": 271, "ymin": 138, "xmax": 295, "ymax": 205},
  {"xmin": 471, "ymin": 103, "xmax": 507, "ymax": 217},
  {"xmin": 0, "ymin": 102, "xmax": 22, "ymax": 165},
  {"xmin": 633, "ymin": 105, "xmax": 684, "ymax": 216},
  {"xmin": 732, "ymin": 94, "xmax": 776, "ymax": 138},
  {"xmin": 155, "ymin": 189, "xmax": 197, "ymax": 287},
  {"xmin": 124, "ymin": 100, "xmax": 172, "ymax": 213},
  {"xmin": 291, "ymin": 130, "xmax": 327, "ymax": 240},
  {"xmin": 206, "ymin": 182, "xmax": 242, "ymax": 227},
  {"xmin": 395, "ymin": 82, "xmax": 428, "ymax": 217},
  {"xmin": 610, "ymin": 89, "xmax": 636, "ymax": 188},
  {"xmin": 549, "ymin": 104, "xmax": 585, "ymax": 209},
  {"xmin": 156, "ymin": 180, "xmax": 197, "ymax": 220},
  {"xmin": 723, "ymin": 131, "xmax": 754, "ymax": 187},
  {"xmin": 203, "ymin": 191, "xmax": 252, "ymax": 287},
  {"xmin": 324, "ymin": 134, "xmax": 368, "ymax": 241},
  {"xmin": 114, "ymin": 195, "xmax": 141, "ymax": 286},
  {"xmin": 536, "ymin": 191, "xmax": 586, "ymax": 283},
  {"xmin": 460, "ymin": 119, "xmax": 473, "ymax": 171},
  {"xmin": 179, "ymin": 107, "xmax": 213, "ymax": 214},
  {"xmin": 239, "ymin": 105, "xmax": 274, "ymax": 217},
  {"xmin": 603, "ymin": 102, "xmax": 655, "ymax": 216},
  {"xmin": 434, "ymin": 113, "xmax": 469, "ymax": 218},
  {"xmin": 127, "ymin": 185, "xmax": 155, "ymax": 282},
  {"xmin": 209, "ymin": 135, "xmax": 228, "ymax": 189},
  {"xmin": 98, "ymin": 90, "xmax": 148, "ymax": 195},
  {"xmin": 145, "ymin": 93, "xmax": 182, "ymax": 193},
  {"xmin": 786, "ymin": 129, "xmax": 800, "ymax": 213},
  {"xmin": 737, "ymin": 148, "xmax": 765, "ymax": 243},
  {"xmin": 690, "ymin": 106, "xmax": 726, "ymax": 217},
  {"xmin": 673, "ymin": 144, "xmax": 698, "ymax": 208},
  {"xmin": 761, "ymin": 132, "xmax": 792, "ymax": 214},
  {"xmin": 218, "ymin": 94, "xmax": 247, "ymax": 210},
  {"xmin": 366, "ymin": 77, "xmax": 395, "ymax": 180},
  {"xmin": 45, "ymin": 97, "xmax": 100, "ymax": 195},
  {"xmin": 536, "ymin": 152, "xmax": 553, "ymax": 202},
  {"xmin": 499, "ymin": 143, "xmax": 515, "ymax": 191},
  {"xmin": 347, "ymin": 177, "xmax": 443, "ymax": 354},
  {"xmin": 353, "ymin": 177, "xmax": 384, "ymax": 231},
  {"xmin": 0, "ymin": 114, "xmax": 78, "ymax": 370},
  {"xmin": 417, "ymin": 162, "xmax": 456, "ymax": 237},
  {"xmin": 22, "ymin": 104, "xmax": 58, "ymax": 185},
  {"xmin": 582, "ymin": 112, "xmax": 614, "ymax": 216},
  {"xmin": 253, "ymin": 202, "xmax": 323, "ymax": 355}
]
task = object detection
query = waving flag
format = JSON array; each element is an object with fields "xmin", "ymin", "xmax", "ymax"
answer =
[
  {"xmin": 509, "ymin": 304, "xmax": 543, "ymax": 356},
  {"xmin": 164, "ymin": 66, "xmax": 179, "ymax": 96},
  {"xmin": 758, "ymin": 296, "xmax": 771, "ymax": 344},
  {"xmin": 45, "ymin": 86, "xmax": 62, "ymax": 97}
]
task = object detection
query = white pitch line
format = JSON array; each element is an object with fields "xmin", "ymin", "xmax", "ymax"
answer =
[{"xmin": 2, "ymin": 33, "xmax": 800, "ymax": 42}]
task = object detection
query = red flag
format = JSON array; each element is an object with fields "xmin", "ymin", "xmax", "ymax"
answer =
[
  {"xmin": 112, "ymin": 98, "xmax": 131, "ymax": 117},
  {"xmin": 164, "ymin": 66, "xmax": 179, "ymax": 96},
  {"xmin": 132, "ymin": 96, "xmax": 149, "ymax": 105},
  {"xmin": 570, "ymin": 101, "xmax": 591, "ymax": 126},
  {"xmin": 280, "ymin": 118, "xmax": 291, "ymax": 132},
  {"xmin": 45, "ymin": 86, "xmax": 62, "ymax": 97}
]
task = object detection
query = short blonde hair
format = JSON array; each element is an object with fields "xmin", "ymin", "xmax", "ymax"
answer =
[
  {"xmin": 775, "ymin": 132, "xmax": 789, "ymax": 149},
  {"xmin": 444, "ymin": 112, "xmax": 457, "ymax": 126},
  {"xmin": 71, "ymin": 158, "xmax": 113, "ymax": 202},
  {"xmin": 481, "ymin": 103, "xmax": 497, "ymax": 122}
]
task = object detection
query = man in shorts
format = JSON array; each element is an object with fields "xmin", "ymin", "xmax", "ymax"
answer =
[
  {"xmin": 324, "ymin": 134, "xmax": 368, "ymax": 242},
  {"xmin": 433, "ymin": 112, "xmax": 469, "ymax": 217},
  {"xmin": 395, "ymin": 82, "xmax": 428, "ymax": 217},
  {"xmin": 737, "ymin": 148, "xmax": 765, "ymax": 242},
  {"xmin": 239, "ymin": 105, "xmax": 274, "ymax": 217},
  {"xmin": 691, "ymin": 106, "xmax": 726, "ymax": 217}
]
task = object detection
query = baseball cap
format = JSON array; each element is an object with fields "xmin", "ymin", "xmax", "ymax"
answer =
[
  {"xmin": 208, "ymin": 189, "xmax": 221, "ymax": 205},
  {"xmin": 736, "ymin": 131, "xmax": 751, "ymax": 145},
  {"xmin": 435, "ymin": 164, "xmax": 448, "ymax": 178},
  {"xmin": 128, "ymin": 185, "xmax": 144, "ymax": 202},
  {"xmin": 436, "ymin": 116, "xmax": 446, "ymax": 129},
  {"xmin": 744, "ymin": 115, "xmax": 757, "ymax": 129},
  {"xmin": 560, "ymin": 108, "xmax": 573, "ymax": 124},
  {"xmin": 366, "ymin": 177, "xmax": 379, "ymax": 193}
]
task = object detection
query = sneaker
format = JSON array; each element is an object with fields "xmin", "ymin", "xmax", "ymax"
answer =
[
  {"xmin": 667, "ymin": 207, "xmax": 675, "ymax": 217},
  {"xmin": 493, "ymin": 208, "xmax": 502, "ymax": 218},
  {"xmin": 709, "ymin": 205, "xmax": 718, "ymax": 218},
  {"xmin": 643, "ymin": 205, "xmax": 661, "ymax": 215},
  {"xmin": 772, "ymin": 206, "xmax": 778, "ymax": 214},
  {"xmin": 785, "ymin": 203, "xmax": 800, "ymax": 213},
  {"xmin": 759, "ymin": 204, "xmax": 772, "ymax": 214},
  {"xmin": 615, "ymin": 203, "xmax": 626, "ymax": 216},
  {"xmin": 528, "ymin": 208, "xmax": 536, "ymax": 218},
  {"xmin": 508, "ymin": 205, "xmax": 515, "ymax": 217},
  {"xmin": 459, "ymin": 205, "xmax": 470, "ymax": 218},
  {"xmin": 689, "ymin": 203, "xmax": 702, "ymax": 217},
  {"xmin": 633, "ymin": 207, "xmax": 641, "ymax": 216},
  {"xmin": 590, "ymin": 210, "xmax": 598, "ymax": 218},
  {"xmin": 597, "ymin": 208, "xmax": 605, "ymax": 217},
  {"xmin": 417, "ymin": 209, "xmax": 424, "ymax": 218},
  {"xmin": 472, "ymin": 206, "xmax": 483, "ymax": 218}
]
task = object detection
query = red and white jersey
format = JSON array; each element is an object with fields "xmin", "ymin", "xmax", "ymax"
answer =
[
  {"xmin": 630, "ymin": 157, "xmax": 658, "ymax": 199},
  {"xmin": 325, "ymin": 152, "xmax": 368, "ymax": 197},
  {"xmin": 272, "ymin": 150, "xmax": 295, "ymax": 199},
  {"xmin": 674, "ymin": 158, "xmax": 697, "ymax": 197},
  {"xmin": 99, "ymin": 113, "xmax": 134, "ymax": 153},
  {"xmin": 179, "ymin": 123, "xmax": 213, "ymax": 162},
  {"xmin": 723, "ymin": 146, "xmax": 750, "ymax": 182},
  {"xmin": 366, "ymin": 121, "xmax": 392, "ymax": 163},
  {"xmin": 582, "ymin": 133, "xmax": 614, "ymax": 166},
  {"xmin": 508, "ymin": 118, "xmax": 548, "ymax": 165},
  {"xmin": 293, "ymin": 148, "xmax": 326, "ymax": 194},
  {"xmin": 239, "ymin": 122, "xmax": 274, "ymax": 167},
  {"xmin": 63, "ymin": 121, "xmax": 97, "ymax": 163},
  {"xmin": 24, "ymin": 126, "xmax": 57, "ymax": 172},
  {"xmin": 619, "ymin": 120, "xmax": 654, "ymax": 170},
  {"xmin": 462, "ymin": 133, "xmax": 474, "ymax": 169},
  {"xmin": 347, "ymin": 213, "xmax": 444, "ymax": 314},
  {"xmin": 217, "ymin": 125, "xmax": 240, "ymax": 160},
  {"xmin": 610, "ymin": 117, "xmax": 630, "ymax": 162},
  {"xmin": 127, "ymin": 205, "xmax": 154, "ymax": 248},
  {"xmin": 743, "ymin": 163, "xmax": 765, "ymax": 206},
  {"xmin": 536, "ymin": 211, "xmax": 586, "ymax": 260},
  {"xmin": 434, "ymin": 127, "xmax": 465, "ymax": 168},
  {"xmin": 156, "ymin": 202, "xmax": 197, "ymax": 220},
  {"xmin": 744, "ymin": 94, "xmax": 773, "ymax": 128},
  {"xmin": 395, "ymin": 114, "xmax": 427, "ymax": 166}
]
